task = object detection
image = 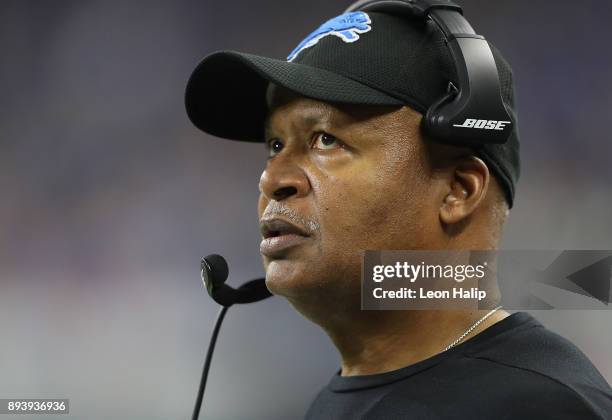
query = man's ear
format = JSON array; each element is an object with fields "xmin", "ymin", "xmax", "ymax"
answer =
[{"xmin": 439, "ymin": 156, "xmax": 489, "ymax": 225}]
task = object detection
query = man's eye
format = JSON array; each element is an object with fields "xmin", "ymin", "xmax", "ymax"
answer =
[
  {"xmin": 312, "ymin": 132, "xmax": 341, "ymax": 150},
  {"xmin": 267, "ymin": 138, "xmax": 284, "ymax": 157}
]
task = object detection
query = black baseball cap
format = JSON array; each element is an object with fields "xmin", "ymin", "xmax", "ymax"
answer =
[{"xmin": 185, "ymin": 10, "xmax": 520, "ymax": 207}]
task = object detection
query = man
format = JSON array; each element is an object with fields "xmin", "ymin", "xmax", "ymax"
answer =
[{"xmin": 185, "ymin": 3, "xmax": 612, "ymax": 419}]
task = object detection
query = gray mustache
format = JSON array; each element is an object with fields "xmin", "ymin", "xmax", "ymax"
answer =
[{"xmin": 262, "ymin": 201, "xmax": 320, "ymax": 234}]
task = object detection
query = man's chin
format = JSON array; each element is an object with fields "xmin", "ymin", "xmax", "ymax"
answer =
[{"xmin": 263, "ymin": 258, "xmax": 315, "ymax": 298}]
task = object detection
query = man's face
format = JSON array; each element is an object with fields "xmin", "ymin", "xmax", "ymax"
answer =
[{"xmin": 257, "ymin": 87, "xmax": 438, "ymax": 308}]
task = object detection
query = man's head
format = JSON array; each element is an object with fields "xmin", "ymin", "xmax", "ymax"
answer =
[
  {"xmin": 185, "ymin": 6, "xmax": 519, "ymax": 313},
  {"xmin": 257, "ymin": 85, "xmax": 509, "ymax": 310}
]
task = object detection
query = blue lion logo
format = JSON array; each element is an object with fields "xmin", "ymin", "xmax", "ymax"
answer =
[{"xmin": 287, "ymin": 11, "xmax": 372, "ymax": 62}]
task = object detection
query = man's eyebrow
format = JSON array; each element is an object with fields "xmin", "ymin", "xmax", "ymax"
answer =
[{"xmin": 297, "ymin": 108, "xmax": 334, "ymax": 127}]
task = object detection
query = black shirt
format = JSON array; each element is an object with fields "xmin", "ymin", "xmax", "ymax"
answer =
[{"xmin": 305, "ymin": 312, "xmax": 612, "ymax": 419}]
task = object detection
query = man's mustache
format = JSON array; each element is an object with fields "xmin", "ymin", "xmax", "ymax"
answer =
[{"xmin": 261, "ymin": 201, "xmax": 320, "ymax": 234}]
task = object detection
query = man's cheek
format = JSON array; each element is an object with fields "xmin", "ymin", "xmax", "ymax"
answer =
[{"xmin": 327, "ymin": 201, "xmax": 391, "ymax": 246}]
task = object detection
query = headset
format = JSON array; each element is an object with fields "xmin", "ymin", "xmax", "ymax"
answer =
[
  {"xmin": 345, "ymin": 0, "xmax": 512, "ymax": 146},
  {"xmin": 191, "ymin": 1, "xmax": 510, "ymax": 418}
]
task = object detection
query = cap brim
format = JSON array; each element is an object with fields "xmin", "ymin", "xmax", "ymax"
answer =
[{"xmin": 185, "ymin": 50, "xmax": 403, "ymax": 142}]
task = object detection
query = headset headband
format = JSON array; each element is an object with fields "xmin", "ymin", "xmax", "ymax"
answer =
[{"xmin": 345, "ymin": 0, "xmax": 512, "ymax": 146}]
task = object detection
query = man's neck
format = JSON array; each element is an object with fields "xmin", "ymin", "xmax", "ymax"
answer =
[{"xmin": 324, "ymin": 308, "xmax": 510, "ymax": 376}]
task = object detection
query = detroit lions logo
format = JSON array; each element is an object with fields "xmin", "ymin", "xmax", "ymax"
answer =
[{"xmin": 287, "ymin": 11, "xmax": 372, "ymax": 62}]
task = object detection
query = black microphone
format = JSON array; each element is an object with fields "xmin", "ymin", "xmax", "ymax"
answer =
[
  {"xmin": 192, "ymin": 254, "xmax": 273, "ymax": 420},
  {"xmin": 200, "ymin": 254, "xmax": 272, "ymax": 306}
]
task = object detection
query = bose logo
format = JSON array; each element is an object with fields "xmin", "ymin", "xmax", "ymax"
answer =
[{"xmin": 452, "ymin": 119, "xmax": 511, "ymax": 130}]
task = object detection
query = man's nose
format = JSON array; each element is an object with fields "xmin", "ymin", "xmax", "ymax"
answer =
[{"xmin": 259, "ymin": 159, "xmax": 310, "ymax": 201}]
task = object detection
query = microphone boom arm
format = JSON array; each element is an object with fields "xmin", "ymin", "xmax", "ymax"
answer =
[{"xmin": 192, "ymin": 255, "xmax": 273, "ymax": 419}]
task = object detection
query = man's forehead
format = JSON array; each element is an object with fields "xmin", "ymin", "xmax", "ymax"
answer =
[
  {"xmin": 264, "ymin": 83, "xmax": 411, "ymax": 133},
  {"xmin": 265, "ymin": 84, "xmax": 325, "ymax": 114},
  {"xmin": 264, "ymin": 92, "xmax": 328, "ymax": 137}
]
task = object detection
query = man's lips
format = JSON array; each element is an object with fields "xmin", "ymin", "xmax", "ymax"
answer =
[
  {"xmin": 259, "ymin": 218, "xmax": 310, "ymax": 257},
  {"xmin": 260, "ymin": 218, "xmax": 310, "ymax": 239}
]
